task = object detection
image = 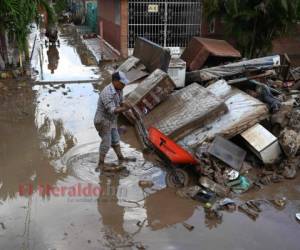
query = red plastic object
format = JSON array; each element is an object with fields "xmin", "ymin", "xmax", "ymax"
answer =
[{"xmin": 148, "ymin": 127, "xmax": 198, "ymax": 165}]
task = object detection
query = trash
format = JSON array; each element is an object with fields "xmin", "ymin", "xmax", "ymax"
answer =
[
  {"xmin": 186, "ymin": 55, "xmax": 281, "ymax": 84},
  {"xmin": 245, "ymin": 200, "xmax": 262, "ymax": 213},
  {"xmin": 219, "ymin": 198, "xmax": 236, "ymax": 207},
  {"xmin": 208, "ymin": 136, "xmax": 246, "ymax": 171},
  {"xmin": 271, "ymin": 102, "xmax": 294, "ymax": 133},
  {"xmin": 167, "ymin": 58, "xmax": 186, "ymax": 88},
  {"xmin": 282, "ymin": 164, "xmax": 297, "ymax": 179},
  {"xmin": 199, "ymin": 177, "xmax": 230, "ymax": 197},
  {"xmin": 253, "ymin": 81, "xmax": 282, "ymax": 112},
  {"xmin": 193, "ymin": 188, "xmax": 216, "ymax": 203},
  {"xmin": 259, "ymin": 173, "xmax": 284, "ymax": 185},
  {"xmin": 278, "ymin": 128, "xmax": 300, "ymax": 157},
  {"xmin": 176, "ymin": 186, "xmax": 201, "ymax": 199},
  {"xmin": 227, "ymin": 70, "xmax": 276, "ymax": 85},
  {"xmin": 204, "ymin": 202, "xmax": 223, "ymax": 220},
  {"xmin": 238, "ymin": 203, "xmax": 259, "ymax": 220},
  {"xmin": 142, "ymin": 83, "xmax": 227, "ymax": 140},
  {"xmin": 181, "ymin": 37, "xmax": 241, "ymax": 71},
  {"xmin": 224, "ymin": 169, "xmax": 240, "ymax": 181},
  {"xmin": 288, "ymin": 109, "xmax": 300, "ymax": 132},
  {"xmin": 296, "ymin": 213, "xmax": 300, "ymax": 221},
  {"xmin": 117, "ymin": 56, "xmax": 149, "ymax": 84},
  {"xmin": 123, "ymin": 69, "xmax": 176, "ymax": 123},
  {"xmin": 182, "ymin": 222, "xmax": 194, "ymax": 231},
  {"xmin": 138, "ymin": 180, "xmax": 154, "ymax": 189},
  {"xmin": 279, "ymin": 157, "xmax": 300, "ymax": 178},
  {"xmin": 270, "ymin": 197, "xmax": 287, "ymax": 208},
  {"xmin": 241, "ymin": 124, "xmax": 282, "ymax": 164},
  {"xmin": 229, "ymin": 176, "xmax": 252, "ymax": 194},
  {"xmin": 179, "ymin": 80, "xmax": 269, "ymax": 150},
  {"xmin": 133, "ymin": 37, "xmax": 171, "ymax": 73},
  {"xmin": 289, "ymin": 67, "xmax": 300, "ymax": 82}
]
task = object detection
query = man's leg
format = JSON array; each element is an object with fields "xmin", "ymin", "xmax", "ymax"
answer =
[
  {"xmin": 111, "ymin": 128, "xmax": 136, "ymax": 162},
  {"xmin": 95, "ymin": 123, "xmax": 111, "ymax": 172},
  {"xmin": 111, "ymin": 128, "xmax": 123, "ymax": 160}
]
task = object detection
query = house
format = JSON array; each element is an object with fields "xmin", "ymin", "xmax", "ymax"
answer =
[{"xmin": 98, "ymin": 0, "xmax": 206, "ymax": 57}]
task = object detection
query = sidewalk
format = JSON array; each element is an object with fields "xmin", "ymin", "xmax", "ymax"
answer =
[
  {"xmin": 82, "ymin": 36, "xmax": 120, "ymax": 62},
  {"xmin": 75, "ymin": 25, "xmax": 120, "ymax": 62}
]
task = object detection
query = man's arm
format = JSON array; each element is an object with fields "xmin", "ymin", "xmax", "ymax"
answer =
[
  {"xmin": 114, "ymin": 102, "xmax": 131, "ymax": 114},
  {"xmin": 102, "ymin": 92, "xmax": 131, "ymax": 114}
]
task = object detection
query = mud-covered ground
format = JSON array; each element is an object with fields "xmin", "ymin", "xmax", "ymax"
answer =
[{"xmin": 0, "ymin": 25, "xmax": 299, "ymax": 250}]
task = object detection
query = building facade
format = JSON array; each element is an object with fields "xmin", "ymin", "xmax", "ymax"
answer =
[{"xmin": 98, "ymin": 0, "xmax": 206, "ymax": 57}]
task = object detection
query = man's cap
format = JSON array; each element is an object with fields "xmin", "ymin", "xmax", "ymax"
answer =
[{"xmin": 116, "ymin": 71, "xmax": 130, "ymax": 85}]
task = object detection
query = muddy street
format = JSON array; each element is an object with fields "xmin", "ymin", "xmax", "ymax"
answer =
[{"xmin": 0, "ymin": 25, "xmax": 299, "ymax": 250}]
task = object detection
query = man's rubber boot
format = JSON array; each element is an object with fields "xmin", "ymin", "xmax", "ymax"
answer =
[
  {"xmin": 95, "ymin": 154, "xmax": 105, "ymax": 172},
  {"xmin": 112, "ymin": 145, "xmax": 136, "ymax": 162}
]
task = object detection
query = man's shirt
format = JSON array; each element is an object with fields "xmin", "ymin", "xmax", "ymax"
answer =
[{"xmin": 94, "ymin": 83, "xmax": 123, "ymax": 128}]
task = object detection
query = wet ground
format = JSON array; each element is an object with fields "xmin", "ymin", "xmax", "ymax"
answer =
[{"xmin": 0, "ymin": 25, "xmax": 299, "ymax": 250}]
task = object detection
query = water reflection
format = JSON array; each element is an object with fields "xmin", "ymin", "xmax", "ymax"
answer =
[
  {"xmin": 145, "ymin": 188, "xmax": 197, "ymax": 230},
  {"xmin": 0, "ymin": 85, "xmax": 67, "ymax": 201},
  {"xmin": 98, "ymin": 173, "xmax": 126, "ymax": 235},
  {"xmin": 38, "ymin": 116, "xmax": 76, "ymax": 159},
  {"xmin": 47, "ymin": 45, "xmax": 59, "ymax": 74},
  {"xmin": 33, "ymin": 26, "xmax": 100, "ymax": 82}
]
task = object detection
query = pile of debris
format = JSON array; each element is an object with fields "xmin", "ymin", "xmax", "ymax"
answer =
[{"xmin": 119, "ymin": 37, "xmax": 300, "ymax": 218}]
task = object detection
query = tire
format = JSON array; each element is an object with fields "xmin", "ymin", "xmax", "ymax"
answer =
[{"xmin": 165, "ymin": 168, "xmax": 190, "ymax": 188}]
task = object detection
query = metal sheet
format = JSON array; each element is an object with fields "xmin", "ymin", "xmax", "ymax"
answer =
[
  {"xmin": 208, "ymin": 136, "xmax": 246, "ymax": 171},
  {"xmin": 240, "ymin": 124, "xmax": 282, "ymax": 164},
  {"xmin": 181, "ymin": 37, "xmax": 241, "ymax": 71},
  {"xmin": 241, "ymin": 124, "xmax": 277, "ymax": 152},
  {"xmin": 133, "ymin": 37, "xmax": 171, "ymax": 73}
]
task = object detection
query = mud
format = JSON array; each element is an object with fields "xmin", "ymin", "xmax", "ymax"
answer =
[{"xmin": 0, "ymin": 26, "xmax": 299, "ymax": 250}]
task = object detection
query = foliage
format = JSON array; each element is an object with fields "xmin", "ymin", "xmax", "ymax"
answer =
[
  {"xmin": 203, "ymin": 0, "xmax": 300, "ymax": 58},
  {"xmin": 53, "ymin": 0, "xmax": 68, "ymax": 16},
  {"xmin": 0, "ymin": 0, "xmax": 55, "ymax": 59}
]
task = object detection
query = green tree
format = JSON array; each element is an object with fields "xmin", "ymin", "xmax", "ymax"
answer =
[
  {"xmin": 203, "ymin": 0, "xmax": 300, "ymax": 58},
  {"xmin": 0, "ymin": 0, "xmax": 55, "ymax": 61},
  {"xmin": 53, "ymin": 0, "xmax": 68, "ymax": 16}
]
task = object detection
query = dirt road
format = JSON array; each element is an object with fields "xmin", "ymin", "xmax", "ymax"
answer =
[{"xmin": 0, "ymin": 25, "xmax": 299, "ymax": 250}]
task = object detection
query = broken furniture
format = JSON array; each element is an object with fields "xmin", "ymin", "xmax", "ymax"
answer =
[
  {"xmin": 117, "ymin": 37, "xmax": 172, "ymax": 84},
  {"xmin": 186, "ymin": 55, "xmax": 281, "ymax": 84},
  {"xmin": 141, "ymin": 83, "xmax": 228, "ymax": 141},
  {"xmin": 123, "ymin": 69, "xmax": 176, "ymax": 123},
  {"xmin": 133, "ymin": 37, "xmax": 171, "ymax": 73},
  {"xmin": 181, "ymin": 37, "xmax": 241, "ymax": 71},
  {"xmin": 167, "ymin": 58, "xmax": 186, "ymax": 88},
  {"xmin": 179, "ymin": 80, "xmax": 269, "ymax": 150},
  {"xmin": 241, "ymin": 124, "xmax": 282, "ymax": 164},
  {"xmin": 117, "ymin": 56, "xmax": 149, "ymax": 84},
  {"xmin": 208, "ymin": 136, "xmax": 246, "ymax": 171}
]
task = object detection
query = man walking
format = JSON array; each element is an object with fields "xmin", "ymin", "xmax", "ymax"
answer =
[{"xmin": 94, "ymin": 71, "xmax": 133, "ymax": 172}]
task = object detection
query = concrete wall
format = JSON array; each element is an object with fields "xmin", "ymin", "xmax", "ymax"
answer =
[{"xmin": 98, "ymin": 0, "xmax": 126, "ymax": 55}]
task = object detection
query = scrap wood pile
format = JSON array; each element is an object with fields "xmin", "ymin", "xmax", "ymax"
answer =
[{"xmin": 119, "ymin": 37, "xmax": 300, "ymax": 215}]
